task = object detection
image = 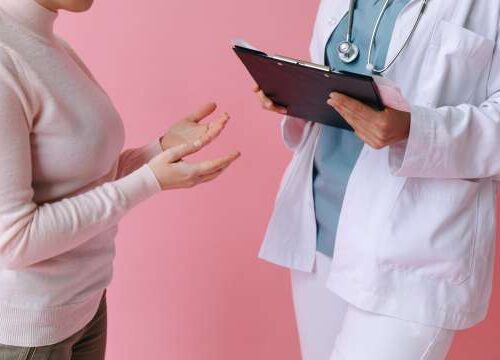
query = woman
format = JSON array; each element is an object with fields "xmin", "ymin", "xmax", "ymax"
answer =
[
  {"xmin": 0, "ymin": 0, "xmax": 239, "ymax": 358},
  {"xmin": 256, "ymin": 0, "xmax": 500, "ymax": 359}
]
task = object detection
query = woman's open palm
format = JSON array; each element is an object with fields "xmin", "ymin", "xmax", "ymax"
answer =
[
  {"xmin": 149, "ymin": 104, "xmax": 240, "ymax": 190},
  {"xmin": 161, "ymin": 103, "xmax": 227, "ymax": 150}
]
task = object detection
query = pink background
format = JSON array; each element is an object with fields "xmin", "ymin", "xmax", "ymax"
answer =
[{"xmin": 57, "ymin": 1, "xmax": 500, "ymax": 359}]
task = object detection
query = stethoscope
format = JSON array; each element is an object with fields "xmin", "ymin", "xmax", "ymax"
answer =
[{"xmin": 337, "ymin": 0, "xmax": 429, "ymax": 74}]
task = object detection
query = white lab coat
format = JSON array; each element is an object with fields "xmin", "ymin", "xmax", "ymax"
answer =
[{"xmin": 259, "ymin": 0, "xmax": 500, "ymax": 330}]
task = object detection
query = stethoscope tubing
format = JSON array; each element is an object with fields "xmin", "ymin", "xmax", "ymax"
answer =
[
  {"xmin": 368, "ymin": 0, "xmax": 429, "ymax": 74},
  {"xmin": 346, "ymin": 0, "xmax": 356, "ymax": 43},
  {"xmin": 341, "ymin": 0, "xmax": 429, "ymax": 74}
]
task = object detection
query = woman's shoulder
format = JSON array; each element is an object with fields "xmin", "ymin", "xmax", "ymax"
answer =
[
  {"xmin": 0, "ymin": 15, "xmax": 33, "ymax": 77},
  {"xmin": 0, "ymin": 42, "xmax": 24, "ymax": 76}
]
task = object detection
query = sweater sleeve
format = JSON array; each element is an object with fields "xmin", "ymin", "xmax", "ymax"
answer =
[
  {"xmin": 0, "ymin": 49, "xmax": 161, "ymax": 270},
  {"xmin": 116, "ymin": 139, "xmax": 163, "ymax": 178},
  {"xmin": 55, "ymin": 36, "xmax": 164, "ymax": 179}
]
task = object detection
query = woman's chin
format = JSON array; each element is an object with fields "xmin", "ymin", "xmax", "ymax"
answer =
[{"xmin": 63, "ymin": 0, "xmax": 94, "ymax": 12}]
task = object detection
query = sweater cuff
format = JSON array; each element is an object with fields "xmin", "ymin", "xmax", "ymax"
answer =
[
  {"xmin": 141, "ymin": 138, "xmax": 163, "ymax": 161},
  {"xmin": 113, "ymin": 164, "xmax": 162, "ymax": 209}
]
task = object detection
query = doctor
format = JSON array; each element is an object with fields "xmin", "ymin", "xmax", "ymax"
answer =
[{"xmin": 255, "ymin": 0, "xmax": 500, "ymax": 359}]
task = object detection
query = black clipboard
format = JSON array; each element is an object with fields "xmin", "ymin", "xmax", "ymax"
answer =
[{"xmin": 233, "ymin": 44, "xmax": 384, "ymax": 131}]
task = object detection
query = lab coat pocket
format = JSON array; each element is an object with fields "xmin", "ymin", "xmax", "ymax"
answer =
[
  {"xmin": 422, "ymin": 20, "xmax": 494, "ymax": 107},
  {"xmin": 377, "ymin": 178, "xmax": 480, "ymax": 285}
]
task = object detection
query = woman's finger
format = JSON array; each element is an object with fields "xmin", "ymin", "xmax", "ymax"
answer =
[
  {"xmin": 200, "ymin": 155, "xmax": 235, "ymax": 176},
  {"xmin": 197, "ymin": 168, "xmax": 226, "ymax": 184},
  {"xmin": 200, "ymin": 113, "xmax": 230, "ymax": 148},
  {"xmin": 163, "ymin": 141, "xmax": 204, "ymax": 163},
  {"xmin": 185, "ymin": 102, "xmax": 218, "ymax": 123},
  {"xmin": 194, "ymin": 151, "xmax": 241, "ymax": 176},
  {"xmin": 208, "ymin": 112, "xmax": 230, "ymax": 133}
]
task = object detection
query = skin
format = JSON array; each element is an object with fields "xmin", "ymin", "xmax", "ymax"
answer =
[
  {"xmin": 151, "ymin": 104, "xmax": 241, "ymax": 190},
  {"xmin": 35, "ymin": 0, "xmax": 94, "ymax": 12},
  {"xmin": 254, "ymin": 86, "xmax": 410, "ymax": 149},
  {"xmin": 34, "ymin": 0, "xmax": 240, "ymax": 189}
]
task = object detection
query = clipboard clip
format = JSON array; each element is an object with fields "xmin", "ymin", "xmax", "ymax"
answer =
[{"xmin": 271, "ymin": 54, "xmax": 331, "ymax": 72}]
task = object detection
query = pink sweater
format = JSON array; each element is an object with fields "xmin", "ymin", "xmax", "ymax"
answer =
[{"xmin": 0, "ymin": 0, "xmax": 162, "ymax": 346}]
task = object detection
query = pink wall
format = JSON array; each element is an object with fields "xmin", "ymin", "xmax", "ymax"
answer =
[{"xmin": 56, "ymin": 1, "xmax": 500, "ymax": 359}]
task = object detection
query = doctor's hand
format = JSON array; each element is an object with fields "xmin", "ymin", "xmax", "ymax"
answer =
[
  {"xmin": 149, "ymin": 122, "xmax": 240, "ymax": 190},
  {"xmin": 327, "ymin": 92, "xmax": 411, "ymax": 149},
  {"xmin": 253, "ymin": 85, "xmax": 288, "ymax": 115},
  {"xmin": 160, "ymin": 103, "xmax": 229, "ymax": 150}
]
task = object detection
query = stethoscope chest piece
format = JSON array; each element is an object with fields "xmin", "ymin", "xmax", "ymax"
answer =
[
  {"xmin": 336, "ymin": 0, "xmax": 428, "ymax": 73},
  {"xmin": 337, "ymin": 41, "xmax": 360, "ymax": 64}
]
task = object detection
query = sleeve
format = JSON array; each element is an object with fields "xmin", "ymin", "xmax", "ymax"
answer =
[
  {"xmin": 281, "ymin": 115, "xmax": 312, "ymax": 151},
  {"xmin": 55, "ymin": 36, "xmax": 164, "ymax": 179},
  {"xmin": 0, "ymin": 49, "xmax": 161, "ymax": 271},
  {"xmin": 280, "ymin": 0, "xmax": 324, "ymax": 153},
  {"xmin": 116, "ymin": 139, "xmax": 163, "ymax": 178},
  {"xmin": 389, "ymin": 30, "xmax": 500, "ymax": 180}
]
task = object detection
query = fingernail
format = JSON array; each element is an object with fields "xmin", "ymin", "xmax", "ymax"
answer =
[
  {"xmin": 330, "ymin": 93, "xmax": 342, "ymax": 102},
  {"xmin": 194, "ymin": 140, "xmax": 202, "ymax": 147},
  {"xmin": 328, "ymin": 95, "xmax": 341, "ymax": 106}
]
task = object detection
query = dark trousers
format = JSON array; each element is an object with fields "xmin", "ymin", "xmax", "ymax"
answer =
[{"xmin": 0, "ymin": 294, "xmax": 107, "ymax": 360}]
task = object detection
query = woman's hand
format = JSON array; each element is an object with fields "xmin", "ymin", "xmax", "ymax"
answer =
[
  {"xmin": 253, "ymin": 85, "xmax": 288, "ymax": 115},
  {"xmin": 327, "ymin": 92, "xmax": 410, "ymax": 149},
  {"xmin": 149, "ymin": 117, "xmax": 240, "ymax": 190},
  {"xmin": 161, "ymin": 103, "xmax": 229, "ymax": 150}
]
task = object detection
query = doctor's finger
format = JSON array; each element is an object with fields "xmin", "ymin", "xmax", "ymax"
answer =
[
  {"xmin": 351, "ymin": 123, "xmax": 379, "ymax": 148},
  {"xmin": 257, "ymin": 90, "xmax": 287, "ymax": 114},
  {"xmin": 329, "ymin": 103, "xmax": 381, "ymax": 146},
  {"xmin": 352, "ymin": 122, "xmax": 390, "ymax": 149},
  {"xmin": 327, "ymin": 98, "xmax": 383, "ymax": 142},
  {"xmin": 329, "ymin": 93, "xmax": 377, "ymax": 125},
  {"xmin": 328, "ymin": 98, "xmax": 365, "ymax": 130},
  {"xmin": 185, "ymin": 102, "xmax": 218, "ymax": 123}
]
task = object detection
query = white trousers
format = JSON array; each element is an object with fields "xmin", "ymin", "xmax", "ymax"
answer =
[{"xmin": 291, "ymin": 252, "xmax": 456, "ymax": 360}]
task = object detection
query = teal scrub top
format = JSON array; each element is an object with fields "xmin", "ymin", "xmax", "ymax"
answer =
[{"xmin": 314, "ymin": 0, "xmax": 411, "ymax": 258}]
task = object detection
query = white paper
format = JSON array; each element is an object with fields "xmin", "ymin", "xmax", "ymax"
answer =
[{"xmin": 232, "ymin": 38, "xmax": 260, "ymax": 51}]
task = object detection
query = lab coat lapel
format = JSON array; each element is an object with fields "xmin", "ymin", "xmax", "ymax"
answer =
[
  {"xmin": 384, "ymin": 0, "xmax": 425, "ymax": 76},
  {"xmin": 317, "ymin": 0, "xmax": 349, "ymax": 65}
]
